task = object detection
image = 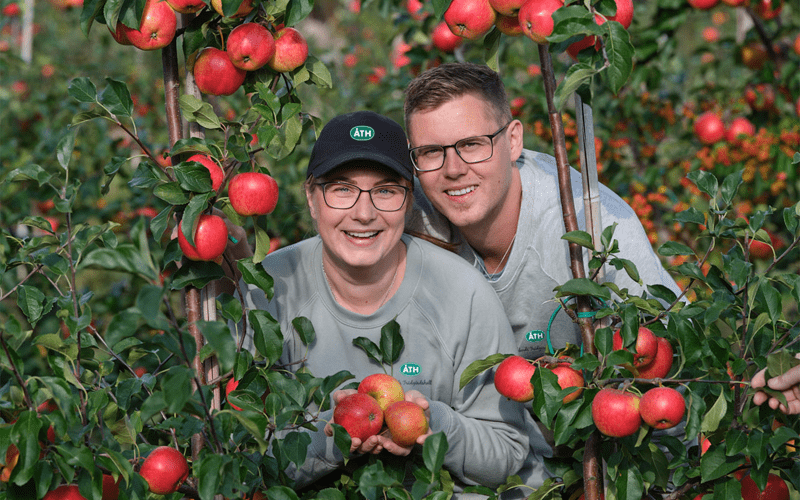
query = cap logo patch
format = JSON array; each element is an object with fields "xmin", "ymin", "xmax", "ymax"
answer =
[{"xmin": 350, "ymin": 126, "xmax": 374, "ymax": 141}]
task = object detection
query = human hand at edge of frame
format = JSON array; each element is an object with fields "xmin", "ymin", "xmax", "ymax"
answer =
[
  {"xmin": 375, "ymin": 390, "xmax": 433, "ymax": 456},
  {"xmin": 752, "ymin": 353, "xmax": 800, "ymax": 415}
]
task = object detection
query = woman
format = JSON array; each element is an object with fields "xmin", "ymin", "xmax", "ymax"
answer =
[{"xmin": 228, "ymin": 111, "xmax": 529, "ymax": 492}]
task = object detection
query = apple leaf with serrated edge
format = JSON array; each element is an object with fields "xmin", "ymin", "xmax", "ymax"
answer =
[
  {"xmin": 562, "ymin": 230, "xmax": 594, "ymax": 249},
  {"xmin": 459, "ymin": 353, "xmax": 509, "ymax": 391}
]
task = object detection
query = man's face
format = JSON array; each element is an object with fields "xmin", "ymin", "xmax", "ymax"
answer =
[{"xmin": 407, "ymin": 93, "xmax": 522, "ymax": 233}]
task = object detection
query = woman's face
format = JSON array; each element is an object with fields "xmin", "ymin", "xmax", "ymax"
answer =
[{"xmin": 307, "ymin": 166, "xmax": 411, "ymax": 272}]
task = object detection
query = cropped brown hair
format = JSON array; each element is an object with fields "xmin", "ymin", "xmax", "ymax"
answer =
[{"xmin": 403, "ymin": 62, "xmax": 512, "ymax": 130}]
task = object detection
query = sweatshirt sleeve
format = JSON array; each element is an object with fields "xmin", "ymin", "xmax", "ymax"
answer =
[{"xmin": 426, "ymin": 283, "xmax": 529, "ymax": 489}]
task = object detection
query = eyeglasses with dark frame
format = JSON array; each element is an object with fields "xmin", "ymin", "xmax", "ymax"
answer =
[
  {"xmin": 408, "ymin": 121, "xmax": 513, "ymax": 172},
  {"xmin": 314, "ymin": 181, "xmax": 410, "ymax": 212}
]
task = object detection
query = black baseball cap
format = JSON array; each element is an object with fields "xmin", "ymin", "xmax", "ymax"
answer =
[{"xmin": 307, "ymin": 111, "xmax": 413, "ymax": 181}]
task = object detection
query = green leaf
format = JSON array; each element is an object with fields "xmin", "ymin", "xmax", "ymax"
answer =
[
  {"xmin": 175, "ymin": 162, "xmax": 214, "ymax": 193},
  {"xmin": 153, "ymin": 182, "xmax": 191, "ymax": 205},
  {"xmin": 16, "ymin": 285, "xmax": 46, "ymax": 326},
  {"xmin": 380, "ymin": 320, "xmax": 404, "ymax": 365},
  {"xmin": 700, "ymin": 390, "xmax": 727, "ymax": 434},
  {"xmin": 99, "ymin": 78, "xmax": 133, "ymax": 117},
  {"xmin": 757, "ymin": 282, "xmax": 781, "ymax": 323},
  {"xmin": 555, "ymin": 278, "xmax": 611, "ymax": 300},
  {"xmin": 675, "ymin": 207, "xmax": 706, "ymax": 225},
  {"xmin": 765, "ymin": 350, "xmax": 800, "ymax": 380},
  {"xmin": 180, "ymin": 192, "xmax": 214, "ymax": 246},
  {"xmin": 196, "ymin": 455, "xmax": 224, "ymax": 500},
  {"xmin": 609, "ymin": 461, "xmax": 643, "ymax": 500},
  {"xmin": 284, "ymin": 0, "xmax": 313, "ymax": 27},
  {"xmin": 180, "ymin": 95, "xmax": 222, "ymax": 130},
  {"xmin": 67, "ymin": 77, "xmax": 98, "ymax": 103},
  {"xmin": 603, "ymin": 21, "xmax": 634, "ymax": 94},
  {"xmin": 71, "ymin": 109, "xmax": 107, "ymax": 126},
  {"xmin": 238, "ymin": 259, "xmax": 274, "ymax": 299},
  {"xmin": 422, "ymin": 432, "xmax": 448, "ymax": 475},
  {"xmin": 197, "ymin": 320, "xmax": 236, "ymax": 374},
  {"xmin": 562, "ymin": 230, "xmax": 594, "ymax": 249},
  {"xmin": 700, "ymin": 445, "xmax": 747, "ymax": 483},
  {"xmin": 253, "ymin": 223, "xmax": 272, "ymax": 264},
  {"xmin": 658, "ymin": 241, "xmax": 696, "ymax": 257},
  {"xmin": 162, "ymin": 366, "xmax": 194, "ymax": 413},
  {"xmin": 720, "ymin": 171, "xmax": 743, "ymax": 206},
  {"xmin": 135, "ymin": 285, "xmax": 169, "ymax": 330},
  {"xmin": 687, "ymin": 169, "xmax": 718, "ymax": 198},
  {"xmin": 555, "ymin": 63, "xmax": 598, "ymax": 111},
  {"xmin": 329, "ymin": 423, "xmax": 353, "ymax": 461},
  {"xmin": 250, "ymin": 309, "xmax": 283, "ymax": 365},
  {"xmin": 10, "ymin": 412, "xmax": 42, "ymax": 484},
  {"xmin": 169, "ymin": 261, "xmax": 225, "ymax": 290},
  {"xmin": 531, "ymin": 365, "xmax": 562, "ymax": 427},
  {"xmin": 353, "ymin": 337, "xmax": 383, "ymax": 365},
  {"xmin": 281, "ymin": 431, "xmax": 312, "ymax": 467},
  {"xmin": 57, "ymin": 130, "xmax": 76, "ymax": 170},
  {"xmin": 291, "ymin": 317, "xmax": 315, "ymax": 346},
  {"xmin": 459, "ymin": 353, "xmax": 509, "ymax": 391}
]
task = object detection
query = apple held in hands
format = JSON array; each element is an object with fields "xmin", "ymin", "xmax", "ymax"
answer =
[
  {"xmin": 612, "ymin": 326, "xmax": 659, "ymax": 368},
  {"xmin": 194, "ymin": 47, "xmax": 247, "ymax": 96},
  {"xmin": 177, "ymin": 214, "xmax": 229, "ymax": 262},
  {"xmin": 139, "ymin": 446, "xmax": 190, "ymax": 495},
  {"xmin": 384, "ymin": 400, "xmax": 428, "ymax": 447},
  {"xmin": 333, "ymin": 393, "xmax": 384, "ymax": 442},
  {"xmin": 443, "ymin": 0, "xmax": 497, "ymax": 40},
  {"xmin": 119, "ymin": 0, "xmax": 177, "ymax": 51},
  {"xmin": 358, "ymin": 373, "xmax": 405, "ymax": 412},
  {"xmin": 228, "ymin": 172, "xmax": 279, "ymax": 216},
  {"xmin": 268, "ymin": 27, "xmax": 309, "ymax": 73},
  {"xmin": 591, "ymin": 388, "xmax": 641, "ymax": 437},
  {"xmin": 639, "ymin": 387, "xmax": 685, "ymax": 430},
  {"xmin": 494, "ymin": 354, "xmax": 535, "ymax": 402},
  {"xmin": 227, "ymin": 23, "xmax": 275, "ymax": 72}
]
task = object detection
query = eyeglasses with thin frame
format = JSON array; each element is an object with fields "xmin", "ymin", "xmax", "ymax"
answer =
[
  {"xmin": 314, "ymin": 181, "xmax": 410, "ymax": 212},
  {"xmin": 409, "ymin": 121, "xmax": 512, "ymax": 172}
]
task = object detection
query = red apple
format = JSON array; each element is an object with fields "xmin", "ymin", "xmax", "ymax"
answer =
[
  {"xmin": 794, "ymin": 33, "xmax": 800, "ymax": 57},
  {"xmin": 518, "ymin": 0, "xmax": 564, "ymax": 44},
  {"xmin": 751, "ymin": 0, "xmax": 782, "ymax": 20},
  {"xmin": 2, "ymin": 3, "xmax": 21, "ymax": 15},
  {"xmin": 228, "ymin": 172, "xmax": 279, "ymax": 216},
  {"xmin": 358, "ymin": 374, "xmax": 405, "ymax": 412},
  {"xmin": 227, "ymin": 23, "xmax": 275, "ymax": 71},
  {"xmin": 406, "ymin": 0, "xmax": 426, "ymax": 19},
  {"xmin": 488, "ymin": 0, "xmax": 525, "ymax": 17},
  {"xmin": 43, "ymin": 485, "xmax": 86, "ymax": 500},
  {"xmin": 721, "ymin": 0, "xmax": 746, "ymax": 4},
  {"xmin": 0, "ymin": 444, "xmax": 20, "ymax": 482},
  {"xmin": 744, "ymin": 83, "xmax": 776, "ymax": 112},
  {"xmin": 139, "ymin": 446, "xmax": 190, "ymax": 495},
  {"xmin": 725, "ymin": 117, "xmax": 755, "ymax": 143},
  {"xmin": 495, "ymin": 13, "xmax": 523, "ymax": 36},
  {"xmin": 211, "ymin": 0, "xmax": 253, "ymax": 17},
  {"xmin": 443, "ymin": 0, "xmax": 497, "ymax": 40},
  {"xmin": 165, "ymin": 0, "xmax": 204, "ymax": 13},
  {"xmin": 108, "ymin": 22, "xmax": 132, "ymax": 45},
  {"xmin": 591, "ymin": 388, "xmax": 641, "ymax": 437},
  {"xmin": 612, "ymin": 326, "xmax": 659, "ymax": 368},
  {"xmin": 384, "ymin": 400, "xmax": 428, "ymax": 447},
  {"xmin": 102, "ymin": 474, "xmax": 120, "ymax": 500},
  {"xmin": 431, "ymin": 21, "xmax": 463, "ymax": 52},
  {"xmin": 639, "ymin": 387, "xmax": 685, "ymax": 430},
  {"xmin": 740, "ymin": 474, "xmax": 789, "ymax": 500},
  {"xmin": 186, "ymin": 153, "xmax": 224, "ymax": 192},
  {"xmin": 494, "ymin": 355, "xmax": 536, "ymax": 402},
  {"xmin": 693, "ymin": 111, "xmax": 725, "ymax": 145},
  {"xmin": 268, "ymin": 27, "xmax": 309, "ymax": 73},
  {"xmin": 702, "ymin": 26, "xmax": 719, "ymax": 43},
  {"xmin": 119, "ymin": 0, "xmax": 177, "ymax": 51},
  {"xmin": 635, "ymin": 337, "xmax": 673, "ymax": 380},
  {"xmin": 549, "ymin": 363, "xmax": 584, "ymax": 403},
  {"xmin": 688, "ymin": 0, "xmax": 719, "ymax": 8},
  {"xmin": 225, "ymin": 378, "xmax": 242, "ymax": 411},
  {"xmin": 750, "ymin": 230, "xmax": 783, "ymax": 260},
  {"xmin": 193, "ymin": 47, "xmax": 247, "ymax": 96},
  {"xmin": 177, "ymin": 213, "xmax": 228, "ymax": 262},
  {"xmin": 332, "ymin": 393, "xmax": 384, "ymax": 442}
]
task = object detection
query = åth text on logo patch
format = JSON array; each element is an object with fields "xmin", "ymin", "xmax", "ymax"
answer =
[
  {"xmin": 350, "ymin": 126, "xmax": 374, "ymax": 141},
  {"xmin": 400, "ymin": 363, "xmax": 421, "ymax": 376}
]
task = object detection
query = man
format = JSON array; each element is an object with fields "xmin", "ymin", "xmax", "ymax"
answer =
[
  {"xmin": 403, "ymin": 62, "xmax": 684, "ymax": 494},
  {"xmin": 404, "ymin": 62, "xmax": 683, "ymax": 360}
]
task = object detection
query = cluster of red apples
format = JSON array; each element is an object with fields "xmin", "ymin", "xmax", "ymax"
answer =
[
  {"xmin": 494, "ymin": 326, "xmax": 686, "ymax": 438},
  {"xmin": 433, "ymin": 0, "xmax": 632, "ymax": 55},
  {"xmin": 176, "ymin": 153, "xmax": 279, "ymax": 262},
  {"xmin": 333, "ymin": 374, "xmax": 429, "ymax": 447},
  {"xmin": 108, "ymin": 0, "xmax": 309, "ymax": 96}
]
